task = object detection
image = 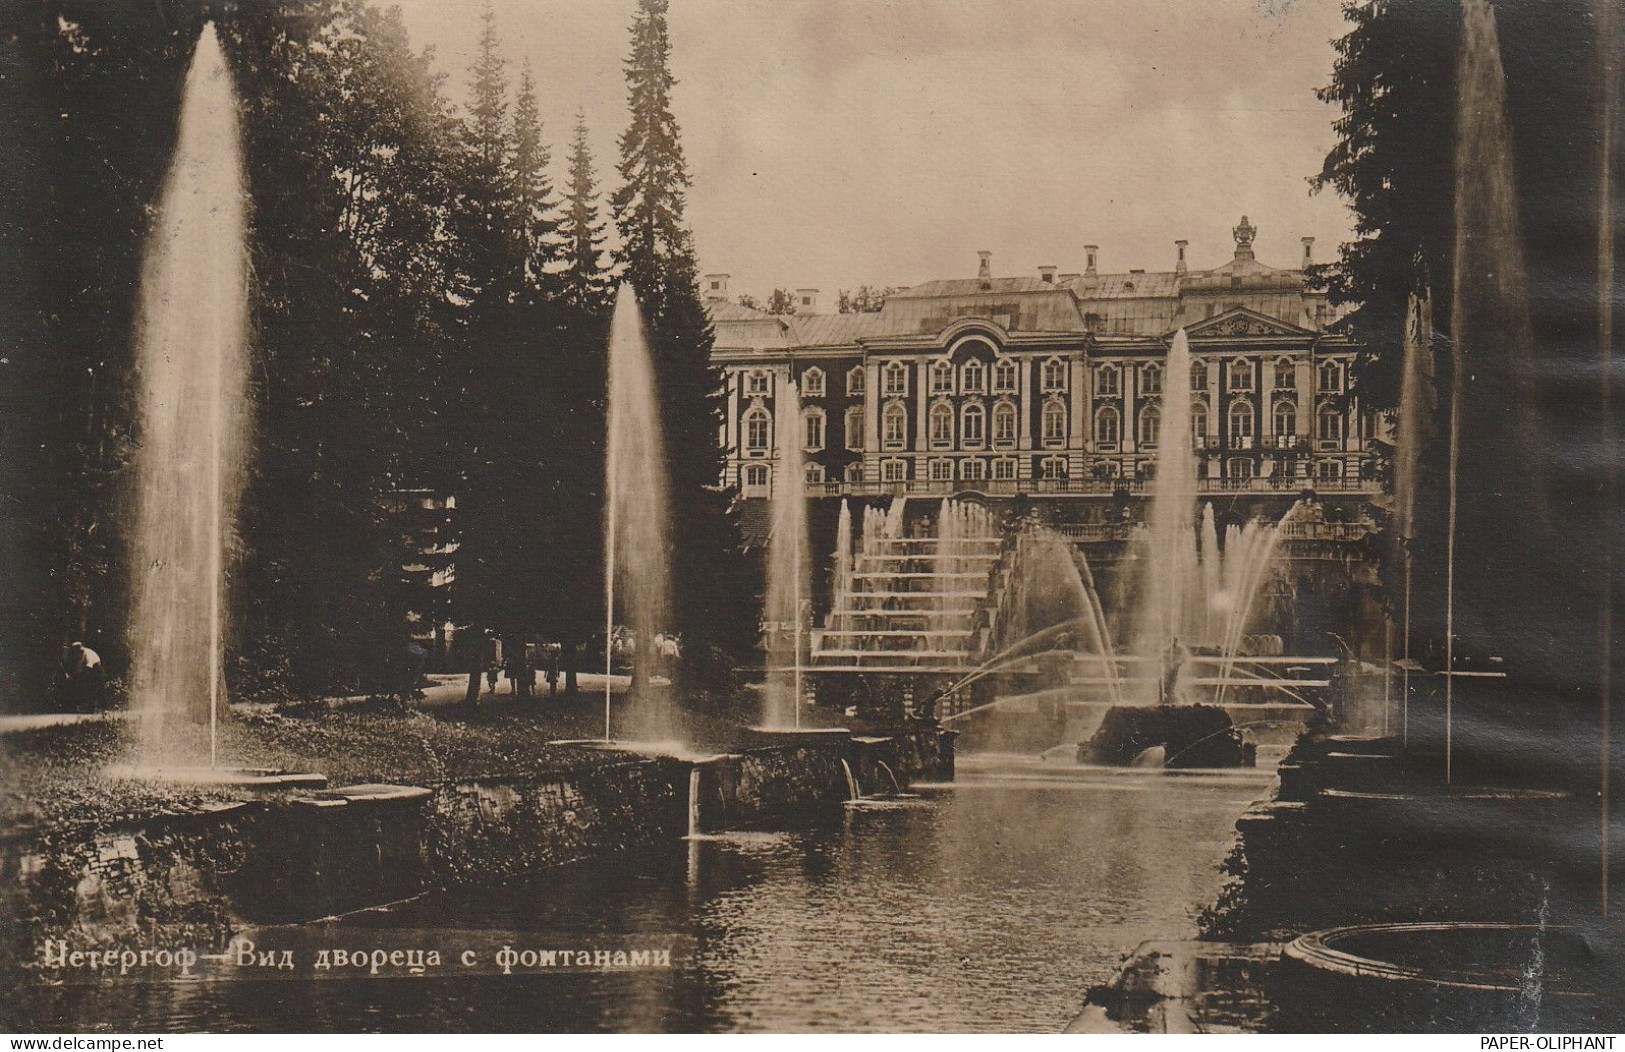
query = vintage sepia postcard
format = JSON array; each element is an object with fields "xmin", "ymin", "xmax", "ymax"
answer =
[{"xmin": 0, "ymin": 0, "xmax": 1619, "ymax": 1038}]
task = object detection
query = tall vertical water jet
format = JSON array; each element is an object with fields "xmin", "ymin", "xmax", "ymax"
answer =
[
  {"xmin": 128, "ymin": 25, "xmax": 248, "ymax": 768},
  {"xmin": 1132, "ymin": 328, "xmax": 1196, "ymax": 696},
  {"xmin": 763, "ymin": 381, "xmax": 808, "ymax": 728},
  {"xmin": 1446, "ymin": 0, "xmax": 1543, "ymax": 778},
  {"xmin": 831, "ymin": 499, "xmax": 854, "ymax": 634},
  {"xmin": 605, "ymin": 283, "xmax": 672, "ymax": 740},
  {"xmin": 1395, "ymin": 291, "xmax": 1438, "ymax": 745}
]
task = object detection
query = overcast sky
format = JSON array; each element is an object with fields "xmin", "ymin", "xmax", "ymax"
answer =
[{"xmin": 387, "ymin": 0, "xmax": 1357, "ymax": 302}]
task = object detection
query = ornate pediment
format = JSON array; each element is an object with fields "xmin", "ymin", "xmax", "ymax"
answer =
[{"xmin": 1183, "ymin": 307, "xmax": 1309, "ymax": 339}]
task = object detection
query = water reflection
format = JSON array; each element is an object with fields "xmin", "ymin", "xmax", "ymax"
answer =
[{"xmin": 23, "ymin": 765, "xmax": 1267, "ymax": 1033}]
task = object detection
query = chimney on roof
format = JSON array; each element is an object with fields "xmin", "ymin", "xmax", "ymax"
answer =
[
  {"xmin": 977, "ymin": 250, "xmax": 992, "ymax": 280},
  {"xmin": 1038, "ymin": 265, "xmax": 1057, "ymax": 284},
  {"xmin": 1084, "ymin": 245, "xmax": 1099, "ymax": 275},
  {"xmin": 1175, "ymin": 240, "xmax": 1189, "ymax": 275},
  {"xmin": 703, "ymin": 273, "xmax": 730, "ymax": 302},
  {"xmin": 796, "ymin": 288, "xmax": 819, "ymax": 313},
  {"xmin": 1301, "ymin": 236, "xmax": 1315, "ymax": 267}
]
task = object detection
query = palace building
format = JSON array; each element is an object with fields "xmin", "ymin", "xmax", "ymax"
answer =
[{"xmin": 708, "ymin": 217, "xmax": 1380, "ymax": 521}]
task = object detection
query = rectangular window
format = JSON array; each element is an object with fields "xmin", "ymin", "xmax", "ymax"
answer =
[
  {"xmin": 961, "ymin": 459, "xmax": 986, "ymax": 481},
  {"xmin": 993, "ymin": 458, "xmax": 1017, "ymax": 481},
  {"xmin": 882, "ymin": 459, "xmax": 907, "ymax": 483}
]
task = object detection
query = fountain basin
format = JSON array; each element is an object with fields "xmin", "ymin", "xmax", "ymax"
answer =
[{"xmin": 1285, "ymin": 922, "xmax": 1596, "ymax": 995}]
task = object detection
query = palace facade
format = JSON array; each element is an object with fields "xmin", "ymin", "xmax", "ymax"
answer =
[{"xmin": 708, "ymin": 217, "xmax": 1380, "ymax": 518}]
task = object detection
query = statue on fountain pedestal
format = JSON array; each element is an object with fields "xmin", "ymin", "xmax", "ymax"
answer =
[{"xmin": 1159, "ymin": 637, "xmax": 1189, "ymax": 706}]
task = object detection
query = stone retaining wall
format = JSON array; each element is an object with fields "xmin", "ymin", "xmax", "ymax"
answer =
[{"xmin": 3, "ymin": 729, "xmax": 955, "ymax": 960}]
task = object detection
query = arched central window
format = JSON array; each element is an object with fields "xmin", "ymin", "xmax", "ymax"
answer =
[
  {"xmin": 961, "ymin": 402, "xmax": 986, "ymax": 448},
  {"xmin": 931, "ymin": 359, "xmax": 955, "ymax": 395},
  {"xmin": 745, "ymin": 407, "xmax": 771, "ymax": 452},
  {"xmin": 1273, "ymin": 399, "xmax": 1297, "ymax": 437},
  {"xmin": 883, "ymin": 361, "xmax": 908, "ymax": 396},
  {"xmin": 1042, "ymin": 398, "xmax": 1067, "ymax": 446},
  {"xmin": 1095, "ymin": 405, "xmax": 1120, "ymax": 447},
  {"xmin": 802, "ymin": 406, "xmax": 826, "ymax": 452},
  {"xmin": 1138, "ymin": 404, "xmax": 1161, "ymax": 449},
  {"xmin": 1228, "ymin": 359, "xmax": 1255, "ymax": 392},
  {"xmin": 961, "ymin": 359, "xmax": 986, "ymax": 394},
  {"xmin": 993, "ymin": 358, "xmax": 1018, "ymax": 393},
  {"xmin": 1228, "ymin": 400, "xmax": 1255, "ymax": 443},
  {"xmin": 746, "ymin": 370, "xmax": 769, "ymax": 396},
  {"xmin": 1141, "ymin": 363, "xmax": 1163, "ymax": 396},
  {"xmin": 801, "ymin": 366, "xmax": 825, "ymax": 398},
  {"xmin": 993, "ymin": 400, "xmax": 1018, "ymax": 446},
  {"xmin": 846, "ymin": 364, "xmax": 865, "ymax": 396},
  {"xmin": 1096, "ymin": 363, "xmax": 1120, "ymax": 397},
  {"xmin": 1317, "ymin": 402, "xmax": 1344, "ymax": 446},
  {"xmin": 882, "ymin": 401, "xmax": 908, "ymax": 448},
  {"xmin": 929, "ymin": 401, "xmax": 955, "ymax": 447}
]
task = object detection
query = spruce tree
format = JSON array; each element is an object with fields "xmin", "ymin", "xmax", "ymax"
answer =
[
  {"xmin": 559, "ymin": 110, "xmax": 614, "ymax": 317},
  {"xmin": 511, "ymin": 62, "xmax": 561, "ymax": 298},
  {"xmin": 612, "ymin": 0, "xmax": 753, "ymax": 682}
]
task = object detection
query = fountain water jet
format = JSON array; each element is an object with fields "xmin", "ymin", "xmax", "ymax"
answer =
[
  {"xmin": 604, "ymin": 284, "xmax": 673, "ymax": 741},
  {"xmin": 763, "ymin": 381, "xmax": 808, "ymax": 728},
  {"xmin": 128, "ymin": 25, "xmax": 248, "ymax": 770}
]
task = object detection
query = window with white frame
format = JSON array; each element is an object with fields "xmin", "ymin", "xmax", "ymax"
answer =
[
  {"xmin": 1042, "ymin": 356, "xmax": 1068, "ymax": 392},
  {"xmin": 1229, "ymin": 359, "xmax": 1254, "ymax": 392},
  {"xmin": 803, "ymin": 462, "xmax": 825, "ymax": 484},
  {"xmin": 801, "ymin": 367, "xmax": 825, "ymax": 398},
  {"xmin": 931, "ymin": 359, "xmax": 955, "ymax": 395},
  {"xmin": 962, "ymin": 359, "xmax": 986, "ymax": 394},
  {"xmin": 744, "ymin": 464, "xmax": 769, "ymax": 489},
  {"xmin": 1141, "ymin": 363, "xmax": 1163, "ymax": 396},
  {"xmin": 1191, "ymin": 402, "xmax": 1209, "ymax": 443},
  {"xmin": 1138, "ymin": 404, "xmax": 1161, "ymax": 449},
  {"xmin": 1041, "ymin": 456, "xmax": 1067, "ymax": 480},
  {"xmin": 993, "ymin": 457, "xmax": 1017, "ymax": 481},
  {"xmin": 1318, "ymin": 360, "xmax": 1342, "ymax": 392},
  {"xmin": 1274, "ymin": 358, "xmax": 1297, "ymax": 390},
  {"xmin": 746, "ymin": 370, "xmax": 769, "ymax": 396},
  {"xmin": 929, "ymin": 401, "xmax": 954, "ymax": 448},
  {"xmin": 846, "ymin": 364, "xmax": 865, "ymax": 396},
  {"xmin": 1318, "ymin": 459, "xmax": 1343, "ymax": 479},
  {"xmin": 1227, "ymin": 457, "xmax": 1256, "ymax": 479},
  {"xmin": 929, "ymin": 458, "xmax": 954, "ymax": 481},
  {"xmin": 993, "ymin": 400, "xmax": 1017, "ymax": 447},
  {"xmin": 961, "ymin": 458, "xmax": 986, "ymax": 481},
  {"xmin": 845, "ymin": 406, "xmax": 864, "ymax": 451},
  {"xmin": 881, "ymin": 458, "xmax": 907, "ymax": 482},
  {"xmin": 1097, "ymin": 363, "xmax": 1120, "ymax": 397},
  {"xmin": 845, "ymin": 461, "xmax": 864, "ymax": 483},
  {"xmin": 1095, "ymin": 405, "xmax": 1121, "ymax": 447},
  {"xmin": 1042, "ymin": 398, "xmax": 1067, "ymax": 446},
  {"xmin": 745, "ymin": 407, "xmax": 771, "ymax": 452},
  {"xmin": 882, "ymin": 401, "xmax": 908, "ymax": 449},
  {"xmin": 961, "ymin": 402, "xmax": 986, "ymax": 449},
  {"xmin": 1229, "ymin": 400, "xmax": 1255, "ymax": 442},
  {"xmin": 883, "ymin": 361, "xmax": 908, "ymax": 396},
  {"xmin": 1190, "ymin": 360, "xmax": 1208, "ymax": 391},
  {"xmin": 1274, "ymin": 399, "xmax": 1298, "ymax": 437},
  {"xmin": 802, "ymin": 407, "xmax": 825, "ymax": 451},
  {"xmin": 993, "ymin": 358, "xmax": 1018, "ymax": 393},
  {"xmin": 1317, "ymin": 402, "xmax": 1343, "ymax": 446}
]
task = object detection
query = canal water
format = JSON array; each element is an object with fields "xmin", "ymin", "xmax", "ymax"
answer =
[{"xmin": 26, "ymin": 759, "xmax": 1272, "ymax": 1033}]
